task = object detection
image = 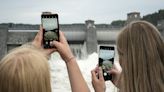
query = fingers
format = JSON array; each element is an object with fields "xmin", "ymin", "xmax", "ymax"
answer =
[
  {"xmin": 91, "ymin": 67, "xmax": 104, "ymax": 81},
  {"xmin": 114, "ymin": 62, "xmax": 122, "ymax": 72},
  {"xmin": 35, "ymin": 26, "xmax": 43, "ymax": 42},
  {"xmin": 32, "ymin": 26, "xmax": 43, "ymax": 47},
  {"xmin": 50, "ymin": 31, "xmax": 69, "ymax": 49},
  {"xmin": 51, "ymin": 41, "xmax": 61, "ymax": 49},
  {"xmin": 44, "ymin": 49, "xmax": 57, "ymax": 55},
  {"xmin": 107, "ymin": 68, "xmax": 118, "ymax": 75},
  {"xmin": 98, "ymin": 67, "xmax": 104, "ymax": 80},
  {"xmin": 39, "ymin": 26, "xmax": 43, "ymax": 42},
  {"xmin": 59, "ymin": 31, "xmax": 68, "ymax": 44},
  {"xmin": 91, "ymin": 69, "xmax": 98, "ymax": 81},
  {"xmin": 108, "ymin": 63, "xmax": 122, "ymax": 75},
  {"xmin": 50, "ymin": 31, "xmax": 67, "ymax": 47}
]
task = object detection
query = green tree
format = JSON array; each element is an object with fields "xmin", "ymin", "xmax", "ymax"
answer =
[
  {"xmin": 111, "ymin": 20, "xmax": 126, "ymax": 26},
  {"xmin": 142, "ymin": 9, "xmax": 164, "ymax": 26}
]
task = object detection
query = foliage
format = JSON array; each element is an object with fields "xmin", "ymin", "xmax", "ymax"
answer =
[
  {"xmin": 111, "ymin": 20, "xmax": 126, "ymax": 26},
  {"xmin": 142, "ymin": 9, "xmax": 164, "ymax": 26}
]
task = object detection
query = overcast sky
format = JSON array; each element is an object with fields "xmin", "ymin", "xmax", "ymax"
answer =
[{"xmin": 0, "ymin": 0, "xmax": 164, "ymax": 24}]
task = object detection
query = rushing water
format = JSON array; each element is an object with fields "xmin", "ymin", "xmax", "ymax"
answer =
[{"xmin": 49, "ymin": 52, "xmax": 119, "ymax": 92}]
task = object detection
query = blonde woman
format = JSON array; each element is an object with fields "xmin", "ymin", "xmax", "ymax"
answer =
[
  {"xmin": 0, "ymin": 27, "xmax": 90, "ymax": 92},
  {"xmin": 0, "ymin": 46, "xmax": 51, "ymax": 92},
  {"xmin": 91, "ymin": 21, "xmax": 164, "ymax": 92}
]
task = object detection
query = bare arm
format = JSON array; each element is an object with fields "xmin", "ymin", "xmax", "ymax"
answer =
[
  {"xmin": 108, "ymin": 63, "xmax": 122, "ymax": 88},
  {"xmin": 66, "ymin": 58, "xmax": 90, "ymax": 92},
  {"xmin": 52, "ymin": 31, "xmax": 90, "ymax": 92},
  {"xmin": 32, "ymin": 28, "xmax": 90, "ymax": 92}
]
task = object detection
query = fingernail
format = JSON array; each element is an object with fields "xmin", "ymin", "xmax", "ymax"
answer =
[{"xmin": 50, "ymin": 41, "xmax": 53, "ymax": 46}]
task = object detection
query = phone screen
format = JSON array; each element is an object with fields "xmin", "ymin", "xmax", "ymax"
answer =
[
  {"xmin": 41, "ymin": 14, "xmax": 59, "ymax": 48},
  {"xmin": 42, "ymin": 18, "xmax": 58, "ymax": 30},
  {"xmin": 99, "ymin": 46, "xmax": 115, "ymax": 81}
]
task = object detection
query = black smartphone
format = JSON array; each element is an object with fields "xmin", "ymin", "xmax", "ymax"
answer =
[
  {"xmin": 99, "ymin": 45, "xmax": 115, "ymax": 81},
  {"xmin": 41, "ymin": 12, "xmax": 59, "ymax": 48}
]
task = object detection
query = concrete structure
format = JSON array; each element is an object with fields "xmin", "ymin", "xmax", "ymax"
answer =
[
  {"xmin": 126, "ymin": 12, "xmax": 141, "ymax": 24},
  {"xmin": 0, "ymin": 12, "xmax": 164, "ymax": 59},
  {"xmin": 157, "ymin": 20, "xmax": 164, "ymax": 38},
  {"xmin": 0, "ymin": 27, "xmax": 8, "ymax": 59},
  {"xmin": 0, "ymin": 21, "xmax": 120, "ymax": 59},
  {"xmin": 85, "ymin": 20, "xmax": 97, "ymax": 54}
]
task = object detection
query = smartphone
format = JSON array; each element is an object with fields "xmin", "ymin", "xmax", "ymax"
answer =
[
  {"xmin": 41, "ymin": 12, "xmax": 59, "ymax": 48},
  {"xmin": 99, "ymin": 45, "xmax": 115, "ymax": 81}
]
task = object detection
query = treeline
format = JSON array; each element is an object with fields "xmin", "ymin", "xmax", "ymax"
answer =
[
  {"xmin": 142, "ymin": 9, "xmax": 164, "ymax": 26},
  {"xmin": 0, "ymin": 23, "xmax": 39, "ymax": 30},
  {"xmin": 0, "ymin": 9, "xmax": 164, "ymax": 28},
  {"xmin": 111, "ymin": 20, "xmax": 126, "ymax": 27},
  {"xmin": 111, "ymin": 9, "xmax": 164, "ymax": 26}
]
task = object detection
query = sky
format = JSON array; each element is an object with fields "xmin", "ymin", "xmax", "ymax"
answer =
[{"xmin": 0, "ymin": 0, "xmax": 164, "ymax": 24}]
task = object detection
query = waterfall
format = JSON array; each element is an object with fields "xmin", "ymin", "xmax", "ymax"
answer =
[
  {"xmin": 49, "ymin": 52, "xmax": 118, "ymax": 92},
  {"xmin": 70, "ymin": 43, "xmax": 87, "ymax": 59}
]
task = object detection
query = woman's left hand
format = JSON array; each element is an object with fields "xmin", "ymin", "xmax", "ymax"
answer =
[{"xmin": 91, "ymin": 67, "xmax": 106, "ymax": 92}]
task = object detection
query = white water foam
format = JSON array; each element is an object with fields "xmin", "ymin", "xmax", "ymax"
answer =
[{"xmin": 49, "ymin": 52, "xmax": 118, "ymax": 92}]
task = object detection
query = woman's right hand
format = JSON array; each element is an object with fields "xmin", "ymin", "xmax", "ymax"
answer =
[
  {"xmin": 51, "ymin": 31, "xmax": 75, "ymax": 63},
  {"xmin": 108, "ymin": 63, "xmax": 122, "ymax": 88},
  {"xmin": 52, "ymin": 31, "xmax": 90, "ymax": 92}
]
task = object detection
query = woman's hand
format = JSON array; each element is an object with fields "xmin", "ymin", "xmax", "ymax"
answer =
[
  {"xmin": 51, "ymin": 31, "xmax": 90, "ymax": 92},
  {"xmin": 51, "ymin": 31, "xmax": 74, "ymax": 63},
  {"xmin": 108, "ymin": 63, "xmax": 122, "ymax": 88},
  {"xmin": 32, "ymin": 26, "xmax": 56, "ymax": 56},
  {"xmin": 91, "ymin": 67, "xmax": 106, "ymax": 92}
]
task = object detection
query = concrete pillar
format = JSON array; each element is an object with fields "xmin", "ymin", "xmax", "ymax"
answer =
[
  {"xmin": 0, "ymin": 27, "xmax": 8, "ymax": 60},
  {"xmin": 157, "ymin": 20, "xmax": 164, "ymax": 39},
  {"xmin": 126, "ymin": 12, "xmax": 141, "ymax": 24},
  {"xmin": 85, "ymin": 20, "xmax": 97, "ymax": 54}
]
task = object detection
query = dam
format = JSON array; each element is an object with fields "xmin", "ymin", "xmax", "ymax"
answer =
[{"xmin": 0, "ymin": 12, "xmax": 164, "ymax": 59}]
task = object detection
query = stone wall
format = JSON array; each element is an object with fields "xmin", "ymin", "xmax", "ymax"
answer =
[
  {"xmin": 0, "ymin": 18, "xmax": 164, "ymax": 60},
  {"xmin": 0, "ymin": 27, "xmax": 8, "ymax": 59},
  {"xmin": 7, "ymin": 32, "xmax": 37, "ymax": 51}
]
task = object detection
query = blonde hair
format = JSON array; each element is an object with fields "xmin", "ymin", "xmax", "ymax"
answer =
[
  {"xmin": 0, "ymin": 45, "xmax": 51, "ymax": 92},
  {"xmin": 117, "ymin": 21, "xmax": 164, "ymax": 92}
]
